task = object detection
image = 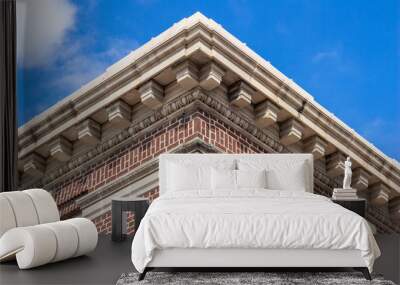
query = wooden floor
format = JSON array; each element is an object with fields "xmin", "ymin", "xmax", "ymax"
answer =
[
  {"xmin": 0, "ymin": 235, "xmax": 133, "ymax": 285},
  {"xmin": 0, "ymin": 234, "xmax": 398, "ymax": 285}
]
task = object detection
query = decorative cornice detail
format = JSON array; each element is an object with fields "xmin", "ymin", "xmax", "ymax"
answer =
[
  {"xmin": 199, "ymin": 62, "xmax": 225, "ymax": 91},
  {"xmin": 279, "ymin": 118, "xmax": 304, "ymax": 146},
  {"xmin": 106, "ymin": 100, "xmax": 131, "ymax": 128},
  {"xmin": 175, "ymin": 60, "xmax": 199, "ymax": 90},
  {"xmin": 49, "ymin": 136, "xmax": 73, "ymax": 162},
  {"xmin": 139, "ymin": 80, "xmax": 164, "ymax": 109},
  {"xmin": 229, "ymin": 81, "xmax": 253, "ymax": 108},
  {"xmin": 25, "ymin": 89, "xmax": 282, "ymax": 189},
  {"xmin": 303, "ymin": 135, "xmax": 327, "ymax": 160},
  {"xmin": 352, "ymin": 168, "xmax": 370, "ymax": 191},
  {"xmin": 369, "ymin": 183, "xmax": 391, "ymax": 206},
  {"xmin": 254, "ymin": 100, "xmax": 279, "ymax": 129},
  {"xmin": 23, "ymin": 153, "xmax": 45, "ymax": 177},
  {"xmin": 78, "ymin": 119, "xmax": 101, "ymax": 145}
]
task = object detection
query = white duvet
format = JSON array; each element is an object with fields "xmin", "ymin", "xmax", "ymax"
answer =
[{"xmin": 131, "ymin": 190, "xmax": 380, "ymax": 273}]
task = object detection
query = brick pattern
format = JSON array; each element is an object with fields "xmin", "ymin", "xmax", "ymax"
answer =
[
  {"xmin": 142, "ymin": 187, "xmax": 160, "ymax": 203},
  {"xmin": 53, "ymin": 111, "xmax": 263, "ymax": 219},
  {"xmin": 93, "ymin": 211, "xmax": 112, "ymax": 234},
  {"xmin": 93, "ymin": 209, "xmax": 136, "ymax": 235},
  {"xmin": 94, "ymin": 187, "xmax": 160, "ymax": 235}
]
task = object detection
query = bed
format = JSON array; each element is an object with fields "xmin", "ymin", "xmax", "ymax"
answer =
[{"xmin": 131, "ymin": 154, "xmax": 380, "ymax": 280}]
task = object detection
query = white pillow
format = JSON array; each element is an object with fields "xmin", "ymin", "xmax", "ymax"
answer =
[
  {"xmin": 237, "ymin": 159, "xmax": 308, "ymax": 191},
  {"xmin": 167, "ymin": 162, "xmax": 211, "ymax": 191},
  {"xmin": 212, "ymin": 168, "xmax": 237, "ymax": 190},
  {"xmin": 266, "ymin": 161, "xmax": 307, "ymax": 191},
  {"xmin": 236, "ymin": 169, "xmax": 267, "ymax": 189}
]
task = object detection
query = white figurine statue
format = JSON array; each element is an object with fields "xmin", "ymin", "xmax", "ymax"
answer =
[{"xmin": 343, "ymin": 157, "xmax": 352, "ymax": 189}]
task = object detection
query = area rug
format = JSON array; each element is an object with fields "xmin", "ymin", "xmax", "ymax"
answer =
[{"xmin": 116, "ymin": 271, "xmax": 395, "ymax": 285}]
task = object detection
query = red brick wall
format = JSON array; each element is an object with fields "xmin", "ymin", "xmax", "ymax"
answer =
[
  {"xmin": 93, "ymin": 187, "xmax": 160, "ymax": 235},
  {"xmin": 93, "ymin": 211, "xmax": 135, "ymax": 235},
  {"xmin": 52, "ymin": 111, "xmax": 265, "ymax": 220}
]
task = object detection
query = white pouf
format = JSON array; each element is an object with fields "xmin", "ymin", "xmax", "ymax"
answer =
[{"xmin": 0, "ymin": 189, "xmax": 98, "ymax": 269}]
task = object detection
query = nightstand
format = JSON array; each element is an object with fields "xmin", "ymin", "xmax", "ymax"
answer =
[
  {"xmin": 332, "ymin": 199, "xmax": 366, "ymax": 218},
  {"xmin": 111, "ymin": 197, "xmax": 149, "ymax": 242}
]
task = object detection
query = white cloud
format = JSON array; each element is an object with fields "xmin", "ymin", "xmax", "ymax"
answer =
[
  {"xmin": 17, "ymin": 1, "xmax": 141, "ymax": 124},
  {"xmin": 17, "ymin": 0, "xmax": 77, "ymax": 68},
  {"xmin": 49, "ymin": 37, "xmax": 139, "ymax": 93},
  {"xmin": 16, "ymin": 0, "xmax": 139, "ymax": 93},
  {"xmin": 310, "ymin": 46, "xmax": 358, "ymax": 75},
  {"xmin": 312, "ymin": 50, "xmax": 339, "ymax": 63}
]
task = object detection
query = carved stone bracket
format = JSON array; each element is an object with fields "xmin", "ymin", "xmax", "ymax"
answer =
[
  {"xmin": 139, "ymin": 80, "xmax": 164, "ymax": 109},
  {"xmin": 279, "ymin": 118, "xmax": 304, "ymax": 146},
  {"xmin": 369, "ymin": 183, "xmax": 390, "ymax": 206},
  {"xmin": 175, "ymin": 60, "xmax": 199, "ymax": 90},
  {"xmin": 78, "ymin": 118, "xmax": 101, "ymax": 145},
  {"xmin": 229, "ymin": 81, "xmax": 253, "ymax": 108},
  {"xmin": 352, "ymin": 168, "xmax": 370, "ymax": 191},
  {"xmin": 303, "ymin": 135, "xmax": 327, "ymax": 159},
  {"xmin": 23, "ymin": 153, "xmax": 46, "ymax": 177},
  {"xmin": 254, "ymin": 100, "xmax": 279, "ymax": 128},
  {"xmin": 49, "ymin": 136, "xmax": 73, "ymax": 162},
  {"xmin": 199, "ymin": 62, "xmax": 225, "ymax": 91},
  {"xmin": 326, "ymin": 152, "xmax": 346, "ymax": 178},
  {"xmin": 106, "ymin": 100, "xmax": 131, "ymax": 129}
]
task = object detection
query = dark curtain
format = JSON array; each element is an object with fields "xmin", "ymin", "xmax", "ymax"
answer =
[{"xmin": 0, "ymin": 0, "xmax": 17, "ymax": 192}]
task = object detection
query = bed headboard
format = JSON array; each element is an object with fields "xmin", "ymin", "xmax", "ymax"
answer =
[{"xmin": 158, "ymin": 153, "xmax": 314, "ymax": 195}]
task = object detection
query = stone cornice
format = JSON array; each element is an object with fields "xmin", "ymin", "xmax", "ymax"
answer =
[
  {"xmin": 23, "ymin": 89, "xmax": 283, "ymax": 190},
  {"xmin": 17, "ymin": 12, "xmax": 400, "ymax": 193}
]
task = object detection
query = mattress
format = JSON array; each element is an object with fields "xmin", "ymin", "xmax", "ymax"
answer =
[{"xmin": 131, "ymin": 190, "xmax": 380, "ymax": 273}]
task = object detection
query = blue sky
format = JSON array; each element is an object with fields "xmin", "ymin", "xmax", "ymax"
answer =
[{"xmin": 16, "ymin": 0, "xmax": 399, "ymax": 160}]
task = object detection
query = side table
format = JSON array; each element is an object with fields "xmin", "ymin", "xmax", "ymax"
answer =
[
  {"xmin": 111, "ymin": 197, "xmax": 149, "ymax": 241},
  {"xmin": 332, "ymin": 199, "xmax": 366, "ymax": 218}
]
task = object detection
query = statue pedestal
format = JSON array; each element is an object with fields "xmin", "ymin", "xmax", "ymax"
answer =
[{"xmin": 332, "ymin": 188, "xmax": 359, "ymax": 200}]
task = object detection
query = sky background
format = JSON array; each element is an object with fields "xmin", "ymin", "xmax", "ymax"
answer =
[{"xmin": 16, "ymin": 0, "xmax": 399, "ymax": 160}]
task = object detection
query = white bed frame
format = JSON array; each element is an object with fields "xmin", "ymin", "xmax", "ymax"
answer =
[
  {"xmin": 139, "ymin": 154, "xmax": 371, "ymax": 280},
  {"xmin": 148, "ymin": 249, "xmax": 365, "ymax": 268}
]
